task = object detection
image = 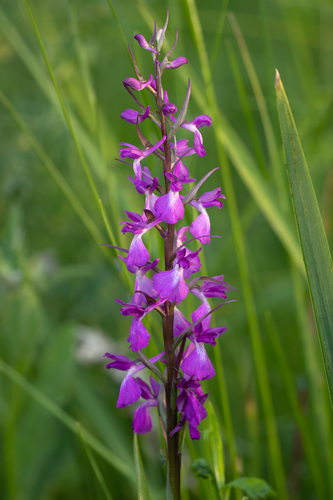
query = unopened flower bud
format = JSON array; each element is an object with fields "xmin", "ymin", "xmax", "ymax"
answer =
[
  {"xmin": 165, "ymin": 57, "xmax": 188, "ymax": 69},
  {"xmin": 162, "ymin": 103, "xmax": 177, "ymax": 116},
  {"xmin": 123, "ymin": 74, "xmax": 153, "ymax": 91},
  {"xmin": 134, "ymin": 34, "xmax": 157, "ymax": 54}
]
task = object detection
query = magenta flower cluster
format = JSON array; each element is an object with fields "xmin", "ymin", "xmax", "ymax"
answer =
[{"xmin": 105, "ymin": 13, "xmax": 233, "ymax": 441}]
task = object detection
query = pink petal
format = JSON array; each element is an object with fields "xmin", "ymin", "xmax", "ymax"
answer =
[
  {"xmin": 128, "ymin": 317, "xmax": 150, "ymax": 351},
  {"xmin": 181, "ymin": 342, "xmax": 215, "ymax": 380},
  {"xmin": 153, "ymin": 266, "xmax": 189, "ymax": 303},
  {"xmin": 154, "ymin": 191, "xmax": 185, "ymax": 224},
  {"xmin": 127, "ymin": 235, "xmax": 150, "ymax": 268},
  {"xmin": 190, "ymin": 210, "xmax": 210, "ymax": 244},
  {"xmin": 117, "ymin": 374, "xmax": 142, "ymax": 408}
]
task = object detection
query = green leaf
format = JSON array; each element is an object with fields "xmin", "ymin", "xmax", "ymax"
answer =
[
  {"xmin": 227, "ymin": 477, "xmax": 276, "ymax": 499},
  {"xmin": 275, "ymin": 69, "xmax": 333, "ymax": 407},
  {"xmin": 133, "ymin": 434, "xmax": 151, "ymax": 500},
  {"xmin": 0, "ymin": 358, "xmax": 134, "ymax": 482},
  {"xmin": 190, "ymin": 458, "xmax": 214, "ymax": 480},
  {"xmin": 77, "ymin": 423, "xmax": 114, "ymax": 500},
  {"xmin": 205, "ymin": 402, "xmax": 225, "ymax": 489}
]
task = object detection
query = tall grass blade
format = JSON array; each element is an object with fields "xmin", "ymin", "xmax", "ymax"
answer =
[
  {"xmin": 0, "ymin": 5, "xmax": 119, "ymax": 194},
  {"xmin": 105, "ymin": 0, "xmax": 131, "ymax": 61},
  {"xmin": 228, "ymin": 13, "xmax": 284, "ymax": 197},
  {"xmin": 266, "ymin": 312, "xmax": 325, "ymax": 498},
  {"xmin": 275, "ymin": 69, "xmax": 333, "ymax": 407},
  {"xmin": 0, "ymin": 89, "xmax": 103, "ymax": 249},
  {"xmin": 225, "ymin": 40, "xmax": 266, "ymax": 174},
  {"xmin": 77, "ymin": 423, "xmax": 114, "ymax": 500},
  {"xmin": 24, "ymin": 0, "xmax": 99, "ymax": 203},
  {"xmin": 206, "ymin": 402, "xmax": 225, "ymax": 491},
  {"xmin": 0, "ymin": 358, "xmax": 135, "ymax": 481},
  {"xmin": 210, "ymin": 0, "xmax": 229, "ymax": 71},
  {"xmin": 133, "ymin": 435, "xmax": 151, "ymax": 500},
  {"xmin": 22, "ymin": 0, "xmax": 119, "ymax": 248},
  {"xmin": 181, "ymin": 1, "xmax": 289, "ymax": 497}
]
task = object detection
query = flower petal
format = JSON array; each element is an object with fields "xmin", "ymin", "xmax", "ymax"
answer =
[
  {"xmin": 182, "ymin": 342, "xmax": 215, "ymax": 380},
  {"xmin": 123, "ymin": 74, "xmax": 153, "ymax": 91},
  {"xmin": 134, "ymin": 34, "xmax": 157, "ymax": 54},
  {"xmin": 117, "ymin": 374, "xmax": 142, "ymax": 408},
  {"xmin": 190, "ymin": 209, "xmax": 211, "ymax": 244},
  {"xmin": 153, "ymin": 266, "xmax": 188, "ymax": 303},
  {"xmin": 128, "ymin": 317, "xmax": 150, "ymax": 351},
  {"xmin": 132, "ymin": 402, "xmax": 153, "ymax": 434},
  {"xmin": 154, "ymin": 190, "xmax": 185, "ymax": 224},
  {"xmin": 127, "ymin": 234, "xmax": 150, "ymax": 268},
  {"xmin": 104, "ymin": 353, "xmax": 135, "ymax": 371}
]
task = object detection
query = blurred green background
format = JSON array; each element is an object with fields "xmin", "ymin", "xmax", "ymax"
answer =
[{"xmin": 0, "ymin": 0, "xmax": 332, "ymax": 499}]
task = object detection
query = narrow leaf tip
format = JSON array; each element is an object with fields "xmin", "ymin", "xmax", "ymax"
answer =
[{"xmin": 275, "ymin": 69, "xmax": 281, "ymax": 91}]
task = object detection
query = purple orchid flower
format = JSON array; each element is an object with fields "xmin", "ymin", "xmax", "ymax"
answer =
[
  {"xmin": 175, "ymin": 228, "xmax": 202, "ymax": 279},
  {"xmin": 119, "ymin": 136, "xmax": 166, "ymax": 171},
  {"xmin": 173, "ymin": 306, "xmax": 191, "ymax": 337},
  {"xmin": 173, "ymin": 159, "xmax": 195, "ymax": 184},
  {"xmin": 181, "ymin": 322, "xmax": 227, "ymax": 380},
  {"xmin": 120, "ymin": 211, "xmax": 161, "ymax": 268},
  {"xmin": 132, "ymin": 258, "xmax": 160, "ymax": 306},
  {"xmin": 170, "ymin": 138, "xmax": 196, "ymax": 158},
  {"xmin": 189, "ymin": 188, "xmax": 226, "ymax": 244},
  {"xmin": 177, "ymin": 246, "xmax": 202, "ymax": 279},
  {"xmin": 123, "ymin": 74, "xmax": 153, "ymax": 91},
  {"xmin": 134, "ymin": 34, "xmax": 158, "ymax": 54},
  {"xmin": 198, "ymin": 275, "xmax": 231, "ymax": 299},
  {"xmin": 181, "ymin": 115, "xmax": 212, "ymax": 157},
  {"xmin": 132, "ymin": 376, "xmax": 161, "ymax": 434},
  {"xmin": 164, "ymin": 57, "xmax": 188, "ymax": 69},
  {"xmin": 119, "ymin": 137, "xmax": 165, "ymax": 197},
  {"xmin": 116, "ymin": 297, "xmax": 166, "ymax": 351},
  {"xmin": 162, "ymin": 91, "xmax": 178, "ymax": 118},
  {"xmin": 154, "ymin": 173, "xmax": 184, "ymax": 224},
  {"xmin": 121, "ymin": 105, "xmax": 151, "ymax": 125},
  {"xmin": 105, "ymin": 12, "xmax": 234, "ymax": 465},
  {"xmin": 104, "ymin": 352, "xmax": 163, "ymax": 408},
  {"xmin": 129, "ymin": 166, "xmax": 160, "ymax": 215},
  {"xmin": 153, "ymin": 264, "xmax": 188, "ymax": 304},
  {"xmin": 191, "ymin": 288, "xmax": 211, "ymax": 331},
  {"xmin": 163, "ymin": 102, "xmax": 178, "ymax": 116},
  {"xmin": 153, "ymin": 247, "xmax": 201, "ymax": 303},
  {"xmin": 170, "ymin": 377, "xmax": 208, "ymax": 440}
]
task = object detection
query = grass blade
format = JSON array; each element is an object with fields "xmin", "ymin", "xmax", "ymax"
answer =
[
  {"xmin": 23, "ymin": 0, "xmax": 119, "ymax": 248},
  {"xmin": 0, "ymin": 358, "xmax": 135, "ymax": 482},
  {"xmin": 228, "ymin": 13, "xmax": 284, "ymax": 197},
  {"xmin": 77, "ymin": 422, "xmax": 114, "ymax": 500},
  {"xmin": 0, "ymin": 89, "xmax": 103, "ymax": 249},
  {"xmin": 275, "ymin": 69, "xmax": 333, "ymax": 407},
  {"xmin": 133, "ymin": 434, "xmax": 151, "ymax": 500},
  {"xmin": 225, "ymin": 40, "xmax": 267, "ymax": 174},
  {"xmin": 181, "ymin": 2, "xmax": 289, "ymax": 497},
  {"xmin": 205, "ymin": 402, "xmax": 225, "ymax": 491},
  {"xmin": 265, "ymin": 312, "xmax": 326, "ymax": 498}
]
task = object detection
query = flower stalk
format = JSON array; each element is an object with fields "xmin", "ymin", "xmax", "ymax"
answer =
[{"xmin": 104, "ymin": 12, "xmax": 234, "ymax": 499}]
